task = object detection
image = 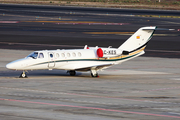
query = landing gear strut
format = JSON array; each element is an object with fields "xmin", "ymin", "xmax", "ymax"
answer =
[
  {"xmin": 67, "ymin": 70, "xmax": 76, "ymax": 76},
  {"xmin": 19, "ymin": 71, "xmax": 27, "ymax": 78},
  {"xmin": 91, "ymin": 69, "xmax": 99, "ymax": 77}
]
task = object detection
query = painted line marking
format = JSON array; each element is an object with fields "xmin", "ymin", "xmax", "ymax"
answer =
[
  {"xmin": 0, "ymin": 42, "xmax": 83, "ymax": 48},
  {"xmin": 1, "ymin": 42, "xmax": 180, "ymax": 54},
  {"xmin": 0, "ymin": 21, "xmax": 19, "ymax": 23},
  {"xmin": 0, "ymin": 8, "xmax": 134, "ymax": 17},
  {"xmin": 0, "ymin": 98, "xmax": 180, "ymax": 119},
  {"xmin": 0, "ymin": 20, "xmax": 128, "ymax": 25},
  {"xmin": 163, "ymin": 21, "xmax": 180, "ymax": 25},
  {"xmin": 1, "ymin": 87, "xmax": 180, "ymax": 105},
  {"xmin": 135, "ymin": 87, "xmax": 180, "ymax": 93},
  {"xmin": 171, "ymin": 78, "xmax": 180, "ymax": 80},
  {"xmin": 169, "ymin": 112, "xmax": 180, "ymax": 115},
  {"xmin": 0, "ymin": 87, "xmax": 149, "ymax": 102},
  {"xmin": 55, "ymin": 22, "xmax": 129, "ymax": 25},
  {"xmin": 21, "ymin": 20, "xmax": 129, "ymax": 25},
  {"xmin": 3, "ymin": 86, "xmax": 180, "ymax": 95}
]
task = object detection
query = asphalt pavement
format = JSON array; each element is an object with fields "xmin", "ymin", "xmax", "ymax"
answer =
[
  {"xmin": 0, "ymin": 4, "xmax": 180, "ymax": 58},
  {"xmin": 1, "ymin": 49, "xmax": 180, "ymax": 120},
  {"xmin": 0, "ymin": 4, "xmax": 180, "ymax": 120}
]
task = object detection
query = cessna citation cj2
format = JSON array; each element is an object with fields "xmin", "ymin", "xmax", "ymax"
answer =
[{"xmin": 6, "ymin": 26, "xmax": 161, "ymax": 78}]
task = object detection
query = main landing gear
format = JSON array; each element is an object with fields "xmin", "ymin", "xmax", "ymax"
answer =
[
  {"xmin": 91, "ymin": 69, "xmax": 99, "ymax": 77},
  {"xmin": 19, "ymin": 71, "xmax": 27, "ymax": 78},
  {"xmin": 67, "ymin": 70, "xmax": 99, "ymax": 77},
  {"xmin": 67, "ymin": 70, "xmax": 76, "ymax": 76}
]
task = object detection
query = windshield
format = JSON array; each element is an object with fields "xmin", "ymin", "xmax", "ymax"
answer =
[{"xmin": 27, "ymin": 52, "xmax": 38, "ymax": 59}]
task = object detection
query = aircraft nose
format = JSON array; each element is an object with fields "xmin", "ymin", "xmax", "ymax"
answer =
[
  {"xmin": 6, "ymin": 58, "xmax": 28, "ymax": 70},
  {"xmin": 6, "ymin": 62, "xmax": 16, "ymax": 70}
]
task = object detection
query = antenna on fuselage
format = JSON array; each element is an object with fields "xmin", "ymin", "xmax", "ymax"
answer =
[{"xmin": 84, "ymin": 45, "xmax": 89, "ymax": 49}]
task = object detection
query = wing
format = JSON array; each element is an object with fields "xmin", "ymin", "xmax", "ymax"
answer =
[{"xmin": 75, "ymin": 63, "xmax": 113, "ymax": 71}]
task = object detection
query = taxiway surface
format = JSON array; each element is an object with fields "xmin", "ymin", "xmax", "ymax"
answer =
[
  {"xmin": 1, "ymin": 49, "xmax": 180, "ymax": 120},
  {"xmin": 0, "ymin": 4, "xmax": 180, "ymax": 58},
  {"xmin": 0, "ymin": 4, "xmax": 180, "ymax": 120}
]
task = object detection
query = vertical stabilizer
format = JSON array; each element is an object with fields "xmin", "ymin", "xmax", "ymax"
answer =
[{"xmin": 118, "ymin": 26, "xmax": 156, "ymax": 53}]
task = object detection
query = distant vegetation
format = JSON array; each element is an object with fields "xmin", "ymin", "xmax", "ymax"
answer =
[
  {"xmin": 1, "ymin": 0, "xmax": 180, "ymax": 10},
  {"xmin": 46, "ymin": 0, "xmax": 180, "ymax": 5}
]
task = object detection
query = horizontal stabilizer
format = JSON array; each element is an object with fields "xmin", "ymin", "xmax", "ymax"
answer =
[
  {"xmin": 155, "ymin": 28, "xmax": 175, "ymax": 31},
  {"xmin": 142, "ymin": 28, "xmax": 175, "ymax": 31}
]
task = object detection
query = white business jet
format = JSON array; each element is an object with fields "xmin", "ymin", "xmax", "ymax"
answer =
[{"xmin": 6, "ymin": 26, "xmax": 160, "ymax": 78}]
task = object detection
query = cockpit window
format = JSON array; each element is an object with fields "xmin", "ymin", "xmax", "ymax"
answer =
[
  {"xmin": 38, "ymin": 53, "xmax": 44, "ymax": 58},
  {"xmin": 27, "ymin": 52, "xmax": 38, "ymax": 59}
]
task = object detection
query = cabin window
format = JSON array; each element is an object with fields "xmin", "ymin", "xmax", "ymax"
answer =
[
  {"xmin": 50, "ymin": 54, "xmax": 53, "ymax": 58},
  {"xmin": 72, "ymin": 52, "xmax": 76, "ymax": 57},
  {"xmin": 67, "ymin": 53, "xmax": 70, "ymax": 57},
  {"xmin": 38, "ymin": 53, "xmax": 44, "ymax": 58},
  {"xmin": 27, "ymin": 52, "xmax": 38, "ymax": 59},
  {"xmin": 61, "ymin": 53, "xmax": 65, "ymax": 57},
  {"xmin": 56, "ymin": 53, "xmax": 59, "ymax": 58},
  {"xmin": 78, "ymin": 52, "xmax": 81, "ymax": 57}
]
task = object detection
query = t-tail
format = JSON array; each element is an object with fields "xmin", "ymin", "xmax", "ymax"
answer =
[{"xmin": 118, "ymin": 26, "xmax": 157, "ymax": 57}]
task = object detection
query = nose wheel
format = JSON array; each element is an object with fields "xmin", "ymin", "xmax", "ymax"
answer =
[{"xmin": 19, "ymin": 71, "xmax": 27, "ymax": 78}]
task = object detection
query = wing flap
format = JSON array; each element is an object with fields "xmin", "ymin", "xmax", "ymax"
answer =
[{"xmin": 75, "ymin": 63, "xmax": 113, "ymax": 71}]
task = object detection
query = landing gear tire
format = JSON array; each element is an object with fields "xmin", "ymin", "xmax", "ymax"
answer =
[
  {"xmin": 90, "ymin": 69, "xmax": 99, "ymax": 77},
  {"xmin": 68, "ymin": 70, "xmax": 76, "ymax": 76},
  {"xmin": 91, "ymin": 73, "xmax": 99, "ymax": 77},
  {"xmin": 19, "ymin": 71, "xmax": 27, "ymax": 78}
]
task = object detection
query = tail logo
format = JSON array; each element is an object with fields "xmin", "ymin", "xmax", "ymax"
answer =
[{"xmin": 136, "ymin": 35, "xmax": 141, "ymax": 39}]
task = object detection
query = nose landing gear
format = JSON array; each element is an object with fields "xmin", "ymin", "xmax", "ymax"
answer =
[{"xmin": 19, "ymin": 71, "xmax": 27, "ymax": 78}]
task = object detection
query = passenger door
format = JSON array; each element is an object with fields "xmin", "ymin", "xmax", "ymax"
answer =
[{"xmin": 48, "ymin": 52, "xmax": 55, "ymax": 68}]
